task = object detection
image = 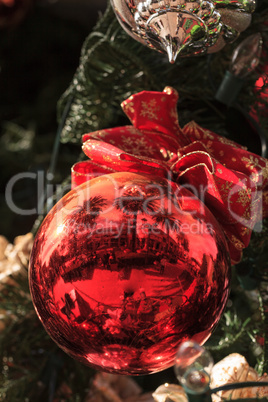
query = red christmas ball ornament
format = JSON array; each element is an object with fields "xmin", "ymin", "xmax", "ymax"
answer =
[{"xmin": 29, "ymin": 172, "xmax": 231, "ymax": 375}]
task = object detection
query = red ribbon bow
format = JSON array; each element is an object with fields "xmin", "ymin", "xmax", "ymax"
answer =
[{"xmin": 72, "ymin": 87, "xmax": 268, "ymax": 264}]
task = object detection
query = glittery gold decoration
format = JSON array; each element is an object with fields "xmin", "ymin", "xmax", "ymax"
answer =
[{"xmin": 152, "ymin": 353, "xmax": 268, "ymax": 402}]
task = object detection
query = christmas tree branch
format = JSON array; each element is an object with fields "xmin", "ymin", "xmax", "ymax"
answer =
[{"xmin": 58, "ymin": 3, "xmax": 268, "ymax": 145}]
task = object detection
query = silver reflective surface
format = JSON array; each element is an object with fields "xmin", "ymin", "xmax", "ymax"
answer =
[{"xmin": 110, "ymin": 0, "xmax": 256, "ymax": 61}]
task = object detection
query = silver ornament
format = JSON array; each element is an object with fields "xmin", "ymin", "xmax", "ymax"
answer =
[{"xmin": 110, "ymin": 0, "xmax": 256, "ymax": 62}]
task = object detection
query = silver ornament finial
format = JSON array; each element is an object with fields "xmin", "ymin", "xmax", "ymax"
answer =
[
  {"xmin": 110, "ymin": 0, "xmax": 256, "ymax": 61},
  {"xmin": 166, "ymin": 43, "xmax": 178, "ymax": 64}
]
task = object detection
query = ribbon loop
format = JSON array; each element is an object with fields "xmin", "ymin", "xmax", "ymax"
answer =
[{"xmin": 72, "ymin": 88, "xmax": 268, "ymax": 264}]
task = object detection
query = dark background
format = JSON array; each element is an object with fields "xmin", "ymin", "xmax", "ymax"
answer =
[{"xmin": 0, "ymin": 0, "xmax": 106, "ymax": 240}]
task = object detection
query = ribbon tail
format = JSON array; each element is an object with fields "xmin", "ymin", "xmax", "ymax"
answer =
[{"xmin": 173, "ymin": 145, "xmax": 261, "ymax": 265}]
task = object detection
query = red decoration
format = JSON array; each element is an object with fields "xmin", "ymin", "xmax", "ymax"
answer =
[
  {"xmin": 251, "ymin": 63, "xmax": 268, "ymax": 121},
  {"xmin": 29, "ymin": 172, "xmax": 230, "ymax": 375},
  {"xmin": 72, "ymin": 87, "xmax": 268, "ymax": 265},
  {"xmin": 250, "ymin": 25, "xmax": 268, "ymax": 122},
  {"xmin": 29, "ymin": 87, "xmax": 268, "ymax": 375}
]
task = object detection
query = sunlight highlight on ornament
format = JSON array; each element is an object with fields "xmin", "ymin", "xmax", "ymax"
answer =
[{"xmin": 56, "ymin": 224, "xmax": 64, "ymax": 235}]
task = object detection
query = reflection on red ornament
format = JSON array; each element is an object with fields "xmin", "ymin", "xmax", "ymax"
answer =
[{"xmin": 29, "ymin": 172, "xmax": 231, "ymax": 375}]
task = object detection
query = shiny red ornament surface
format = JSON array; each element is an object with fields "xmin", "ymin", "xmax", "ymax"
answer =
[
  {"xmin": 73, "ymin": 87, "xmax": 268, "ymax": 265},
  {"xmin": 29, "ymin": 172, "xmax": 231, "ymax": 375}
]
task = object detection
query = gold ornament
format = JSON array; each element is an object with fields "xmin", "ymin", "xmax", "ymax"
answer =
[
  {"xmin": 0, "ymin": 233, "xmax": 33, "ymax": 334},
  {"xmin": 0, "ymin": 232, "xmax": 32, "ymax": 283},
  {"xmin": 210, "ymin": 353, "xmax": 268, "ymax": 401},
  {"xmin": 110, "ymin": 0, "xmax": 256, "ymax": 62},
  {"xmin": 86, "ymin": 372, "xmax": 153, "ymax": 402},
  {"xmin": 153, "ymin": 383, "xmax": 188, "ymax": 402},
  {"xmin": 152, "ymin": 353, "xmax": 268, "ymax": 401}
]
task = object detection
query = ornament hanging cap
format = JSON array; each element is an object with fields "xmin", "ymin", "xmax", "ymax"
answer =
[
  {"xmin": 110, "ymin": 0, "xmax": 256, "ymax": 61},
  {"xmin": 145, "ymin": 9, "xmax": 210, "ymax": 63}
]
